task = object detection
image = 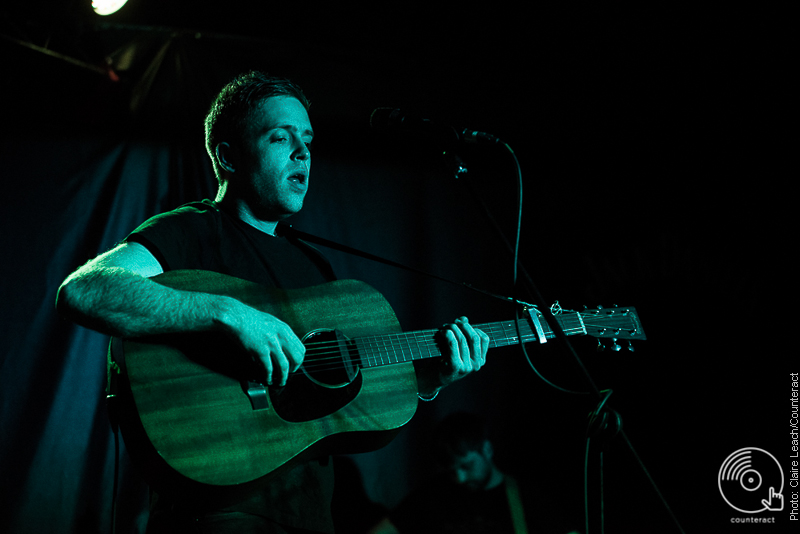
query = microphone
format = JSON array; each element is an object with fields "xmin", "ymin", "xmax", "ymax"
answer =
[{"xmin": 369, "ymin": 108, "xmax": 501, "ymax": 145}]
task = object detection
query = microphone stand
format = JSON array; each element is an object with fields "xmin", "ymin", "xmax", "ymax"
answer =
[{"xmin": 446, "ymin": 143, "xmax": 685, "ymax": 534}]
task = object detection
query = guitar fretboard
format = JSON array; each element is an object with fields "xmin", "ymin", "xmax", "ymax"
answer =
[{"xmin": 357, "ymin": 312, "xmax": 587, "ymax": 368}]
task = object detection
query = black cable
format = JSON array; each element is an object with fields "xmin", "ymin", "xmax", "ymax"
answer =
[
  {"xmin": 584, "ymin": 436, "xmax": 591, "ymax": 534},
  {"xmin": 474, "ymin": 141, "xmax": 590, "ymax": 395},
  {"xmin": 584, "ymin": 389, "xmax": 615, "ymax": 534},
  {"xmin": 620, "ymin": 429, "xmax": 686, "ymax": 534},
  {"xmin": 108, "ymin": 394, "xmax": 119, "ymax": 534},
  {"xmin": 477, "ymin": 142, "xmax": 685, "ymax": 534}
]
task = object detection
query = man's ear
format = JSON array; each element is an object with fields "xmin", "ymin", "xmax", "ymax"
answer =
[{"xmin": 215, "ymin": 142, "xmax": 237, "ymax": 173}]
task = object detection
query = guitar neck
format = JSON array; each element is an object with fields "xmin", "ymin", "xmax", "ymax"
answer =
[{"xmin": 357, "ymin": 313, "xmax": 586, "ymax": 368}]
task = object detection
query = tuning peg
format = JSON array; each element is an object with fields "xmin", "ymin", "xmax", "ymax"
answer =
[
  {"xmin": 596, "ymin": 339, "xmax": 605, "ymax": 352},
  {"xmin": 610, "ymin": 338, "xmax": 622, "ymax": 351},
  {"xmin": 627, "ymin": 341, "xmax": 635, "ymax": 352}
]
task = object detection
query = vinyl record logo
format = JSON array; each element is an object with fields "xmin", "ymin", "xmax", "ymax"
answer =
[{"xmin": 718, "ymin": 447, "xmax": 784, "ymax": 513}]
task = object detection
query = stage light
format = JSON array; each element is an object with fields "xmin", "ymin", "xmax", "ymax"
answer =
[{"xmin": 92, "ymin": 0, "xmax": 129, "ymax": 16}]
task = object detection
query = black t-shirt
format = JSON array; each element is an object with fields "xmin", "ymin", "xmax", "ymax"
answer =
[
  {"xmin": 126, "ymin": 199, "xmax": 335, "ymax": 289},
  {"xmin": 125, "ymin": 200, "xmax": 336, "ymax": 533}
]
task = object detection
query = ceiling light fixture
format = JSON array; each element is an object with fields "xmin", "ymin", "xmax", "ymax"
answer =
[{"xmin": 92, "ymin": 0, "xmax": 129, "ymax": 16}]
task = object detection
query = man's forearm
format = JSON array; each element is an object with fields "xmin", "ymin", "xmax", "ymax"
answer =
[{"xmin": 56, "ymin": 266, "xmax": 235, "ymax": 339}]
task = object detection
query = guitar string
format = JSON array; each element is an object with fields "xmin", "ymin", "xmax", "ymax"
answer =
[
  {"xmin": 297, "ymin": 318, "xmax": 632, "ymax": 358},
  {"xmin": 297, "ymin": 317, "xmax": 633, "ymax": 355},
  {"xmin": 297, "ymin": 321, "xmax": 613, "ymax": 359},
  {"xmin": 298, "ymin": 338, "xmax": 634, "ymax": 373},
  {"xmin": 297, "ymin": 327, "xmax": 537, "ymax": 372},
  {"xmin": 293, "ymin": 324, "xmax": 588, "ymax": 373},
  {"xmin": 289, "ymin": 314, "xmax": 637, "ymax": 374}
]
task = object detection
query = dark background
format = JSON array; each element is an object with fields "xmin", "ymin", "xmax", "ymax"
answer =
[{"xmin": 0, "ymin": 2, "xmax": 788, "ymax": 533}]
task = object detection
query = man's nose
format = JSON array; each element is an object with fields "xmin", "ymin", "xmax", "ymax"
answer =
[{"xmin": 292, "ymin": 137, "xmax": 310, "ymax": 161}]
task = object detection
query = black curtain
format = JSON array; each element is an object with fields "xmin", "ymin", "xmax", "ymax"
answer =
[{"xmin": 0, "ymin": 125, "xmax": 214, "ymax": 532}]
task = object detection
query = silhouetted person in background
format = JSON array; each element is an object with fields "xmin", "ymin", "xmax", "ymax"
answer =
[{"xmin": 371, "ymin": 412, "xmax": 580, "ymax": 534}]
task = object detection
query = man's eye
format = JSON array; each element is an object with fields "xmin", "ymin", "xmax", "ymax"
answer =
[{"xmin": 304, "ymin": 141, "xmax": 313, "ymax": 151}]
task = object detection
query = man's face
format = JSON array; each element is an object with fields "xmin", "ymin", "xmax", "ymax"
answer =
[
  {"xmin": 447, "ymin": 449, "xmax": 494, "ymax": 491},
  {"xmin": 237, "ymin": 95, "xmax": 314, "ymax": 220}
]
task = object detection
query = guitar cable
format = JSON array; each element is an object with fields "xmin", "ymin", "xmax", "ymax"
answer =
[
  {"xmin": 107, "ymin": 346, "xmax": 120, "ymax": 534},
  {"xmin": 104, "ymin": 391, "xmax": 120, "ymax": 534}
]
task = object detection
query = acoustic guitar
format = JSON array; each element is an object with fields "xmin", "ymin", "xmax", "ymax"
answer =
[{"xmin": 110, "ymin": 270, "xmax": 645, "ymax": 502}]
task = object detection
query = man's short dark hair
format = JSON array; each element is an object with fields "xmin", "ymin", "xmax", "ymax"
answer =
[
  {"xmin": 432, "ymin": 412, "xmax": 491, "ymax": 464},
  {"xmin": 204, "ymin": 71, "xmax": 311, "ymax": 183}
]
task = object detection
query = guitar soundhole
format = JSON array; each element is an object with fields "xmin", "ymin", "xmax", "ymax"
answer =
[
  {"xmin": 301, "ymin": 329, "xmax": 360, "ymax": 388},
  {"xmin": 268, "ymin": 329, "xmax": 362, "ymax": 423}
]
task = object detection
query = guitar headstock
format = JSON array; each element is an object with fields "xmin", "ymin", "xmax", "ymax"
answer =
[{"xmin": 580, "ymin": 306, "xmax": 646, "ymax": 342}]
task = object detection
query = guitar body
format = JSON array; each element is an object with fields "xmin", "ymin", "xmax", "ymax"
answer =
[{"xmin": 112, "ymin": 270, "xmax": 418, "ymax": 503}]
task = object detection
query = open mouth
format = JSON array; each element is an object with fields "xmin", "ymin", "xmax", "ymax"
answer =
[{"xmin": 288, "ymin": 172, "xmax": 307, "ymax": 189}]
